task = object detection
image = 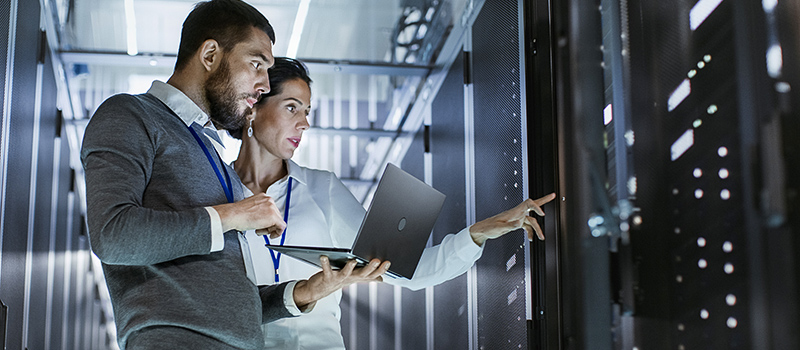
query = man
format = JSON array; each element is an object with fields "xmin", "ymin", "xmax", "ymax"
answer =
[{"xmin": 80, "ymin": 1, "xmax": 388, "ymax": 349}]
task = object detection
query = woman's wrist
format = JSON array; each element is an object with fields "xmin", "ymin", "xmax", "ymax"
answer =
[{"xmin": 468, "ymin": 225, "xmax": 489, "ymax": 246}]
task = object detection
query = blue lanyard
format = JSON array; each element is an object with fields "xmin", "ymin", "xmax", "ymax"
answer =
[
  {"xmin": 265, "ymin": 176, "xmax": 292, "ymax": 283},
  {"xmin": 188, "ymin": 125, "xmax": 234, "ymax": 203}
]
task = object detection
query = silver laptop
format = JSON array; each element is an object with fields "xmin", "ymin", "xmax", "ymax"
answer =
[{"xmin": 266, "ymin": 163, "xmax": 446, "ymax": 279}]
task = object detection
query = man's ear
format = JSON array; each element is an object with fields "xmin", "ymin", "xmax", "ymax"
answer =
[{"xmin": 199, "ymin": 39, "xmax": 221, "ymax": 72}]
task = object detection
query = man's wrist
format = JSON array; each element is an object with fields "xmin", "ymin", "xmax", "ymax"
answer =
[
  {"xmin": 292, "ymin": 279, "xmax": 316, "ymax": 311},
  {"xmin": 282, "ymin": 280, "xmax": 311, "ymax": 315}
]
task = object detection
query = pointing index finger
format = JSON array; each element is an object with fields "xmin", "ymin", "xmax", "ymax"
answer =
[{"xmin": 535, "ymin": 193, "xmax": 557, "ymax": 206}]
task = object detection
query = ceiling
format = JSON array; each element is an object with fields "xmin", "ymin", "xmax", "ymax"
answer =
[
  {"xmin": 45, "ymin": 0, "xmax": 470, "ymax": 201},
  {"xmin": 62, "ymin": 0, "xmax": 405, "ymax": 60}
]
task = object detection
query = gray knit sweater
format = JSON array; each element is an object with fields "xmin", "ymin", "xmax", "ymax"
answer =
[{"xmin": 81, "ymin": 93, "xmax": 292, "ymax": 349}]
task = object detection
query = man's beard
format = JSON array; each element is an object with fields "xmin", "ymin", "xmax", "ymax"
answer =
[{"xmin": 204, "ymin": 59, "xmax": 254, "ymax": 131}]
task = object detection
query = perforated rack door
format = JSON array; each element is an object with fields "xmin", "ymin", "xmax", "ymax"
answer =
[
  {"xmin": 429, "ymin": 49, "xmax": 470, "ymax": 350},
  {"xmin": 472, "ymin": 0, "xmax": 530, "ymax": 349},
  {"xmin": 0, "ymin": 0, "xmax": 8, "ymax": 116}
]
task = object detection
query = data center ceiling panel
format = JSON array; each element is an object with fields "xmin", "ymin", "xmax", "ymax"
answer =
[{"xmin": 43, "ymin": 0, "xmax": 474, "ymax": 194}]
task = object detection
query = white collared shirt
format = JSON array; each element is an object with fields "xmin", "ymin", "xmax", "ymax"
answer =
[{"xmin": 245, "ymin": 160, "xmax": 483, "ymax": 349}]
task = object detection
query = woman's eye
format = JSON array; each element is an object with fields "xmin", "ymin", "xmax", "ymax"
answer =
[
  {"xmin": 287, "ymin": 106, "xmax": 296, "ymax": 112},
  {"xmin": 252, "ymin": 62, "xmax": 260, "ymax": 69}
]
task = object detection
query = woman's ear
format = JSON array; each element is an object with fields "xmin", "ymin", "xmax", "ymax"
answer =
[
  {"xmin": 246, "ymin": 112, "xmax": 255, "ymax": 125},
  {"xmin": 199, "ymin": 39, "xmax": 221, "ymax": 72}
]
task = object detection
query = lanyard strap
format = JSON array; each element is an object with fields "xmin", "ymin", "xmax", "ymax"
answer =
[
  {"xmin": 265, "ymin": 177, "xmax": 293, "ymax": 283},
  {"xmin": 188, "ymin": 125, "xmax": 234, "ymax": 203}
]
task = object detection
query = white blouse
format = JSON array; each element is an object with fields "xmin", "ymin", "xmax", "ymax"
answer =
[{"xmin": 244, "ymin": 160, "xmax": 483, "ymax": 349}]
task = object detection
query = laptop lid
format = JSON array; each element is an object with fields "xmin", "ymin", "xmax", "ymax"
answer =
[
  {"xmin": 267, "ymin": 163, "xmax": 446, "ymax": 279},
  {"xmin": 349, "ymin": 163, "xmax": 446, "ymax": 278}
]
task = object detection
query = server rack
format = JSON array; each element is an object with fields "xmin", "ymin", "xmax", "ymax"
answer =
[
  {"xmin": 525, "ymin": 0, "xmax": 800, "ymax": 348},
  {"xmin": 540, "ymin": 0, "xmax": 800, "ymax": 348}
]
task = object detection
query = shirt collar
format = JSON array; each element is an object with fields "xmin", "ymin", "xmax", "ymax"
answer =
[
  {"xmin": 230, "ymin": 159, "xmax": 307, "ymax": 189},
  {"xmin": 147, "ymin": 80, "xmax": 225, "ymax": 148},
  {"xmin": 285, "ymin": 159, "xmax": 307, "ymax": 186},
  {"xmin": 147, "ymin": 80, "xmax": 211, "ymax": 128}
]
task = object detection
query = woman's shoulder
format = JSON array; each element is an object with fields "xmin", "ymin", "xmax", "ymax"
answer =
[
  {"xmin": 289, "ymin": 161, "xmax": 334, "ymax": 180},
  {"xmin": 290, "ymin": 163, "xmax": 347, "ymax": 194}
]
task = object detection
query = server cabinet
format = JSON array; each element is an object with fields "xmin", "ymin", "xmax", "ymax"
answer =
[
  {"xmin": 0, "ymin": 0, "xmax": 109, "ymax": 348},
  {"xmin": 589, "ymin": 0, "xmax": 800, "ymax": 349},
  {"xmin": 471, "ymin": 0, "xmax": 535, "ymax": 348}
]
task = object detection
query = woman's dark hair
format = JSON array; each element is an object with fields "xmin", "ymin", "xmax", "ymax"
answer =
[
  {"xmin": 229, "ymin": 57, "xmax": 312, "ymax": 139},
  {"xmin": 175, "ymin": 0, "xmax": 276, "ymax": 71}
]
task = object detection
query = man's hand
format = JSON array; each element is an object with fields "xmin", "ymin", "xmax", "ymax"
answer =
[
  {"xmin": 469, "ymin": 192, "xmax": 557, "ymax": 245},
  {"xmin": 213, "ymin": 193, "xmax": 286, "ymax": 238},
  {"xmin": 292, "ymin": 256, "xmax": 390, "ymax": 310}
]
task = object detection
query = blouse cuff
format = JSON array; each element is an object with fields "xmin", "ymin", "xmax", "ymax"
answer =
[{"xmin": 454, "ymin": 227, "xmax": 485, "ymax": 258}]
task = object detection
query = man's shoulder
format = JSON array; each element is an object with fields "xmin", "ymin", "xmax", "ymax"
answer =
[
  {"xmin": 83, "ymin": 92, "xmax": 181, "ymax": 150},
  {"xmin": 88, "ymin": 92, "xmax": 178, "ymax": 130},
  {"xmin": 94, "ymin": 93, "xmax": 164, "ymax": 117}
]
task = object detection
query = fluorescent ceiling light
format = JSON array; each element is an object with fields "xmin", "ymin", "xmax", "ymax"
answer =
[
  {"xmin": 286, "ymin": 0, "xmax": 311, "ymax": 58},
  {"xmin": 124, "ymin": 0, "xmax": 138, "ymax": 56}
]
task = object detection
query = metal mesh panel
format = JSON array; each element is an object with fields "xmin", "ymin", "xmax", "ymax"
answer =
[
  {"xmin": 431, "ymin": 49, "xmax": 468, "ymax": 350},
  {"xmin": 46, "ymin": 135, "xmax": 75, "ymax": 350},
  {"xmin": 27, "ymin": 39, "xmax": 62, "ymax": 350},
  {"xmin": 399, "ymin": 125, "xmax": 427, "ymax": 350},
  {"xmin": 1, "ymin": 0, "xmax": 40, "ymax": 348},
  {"xmin": 0, "ymin": 0, "xmax": 10, "ymax": 205},
  {"xmin": 0, "ymin": 0, "xmax": 8, "ymax": 119},
  {"xmin": 472, "ymin": 0, "xmax": 526, "ymax": 348}
]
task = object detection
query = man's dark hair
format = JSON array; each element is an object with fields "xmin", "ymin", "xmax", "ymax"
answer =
[
  {"xmin": 230, "ymin": 57, "xmax": 312, "ymax": 139},
  {"xmin": 175, "ymin": 0, "xmax": 276, "ymax": 71}
]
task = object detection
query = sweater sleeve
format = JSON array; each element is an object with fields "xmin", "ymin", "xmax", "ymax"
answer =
[
  {"xmin": 259, "ymin": 281, "xmax": 303, "ymax": 323},
  {"xmin": 80, "ymin": 95, "xmax": 214, "ymax": 265}
]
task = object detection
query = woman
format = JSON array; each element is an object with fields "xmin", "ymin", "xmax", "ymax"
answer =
[{"xmin": 233, "ymin": 57, "xmax": 556, "ymax": 349}]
